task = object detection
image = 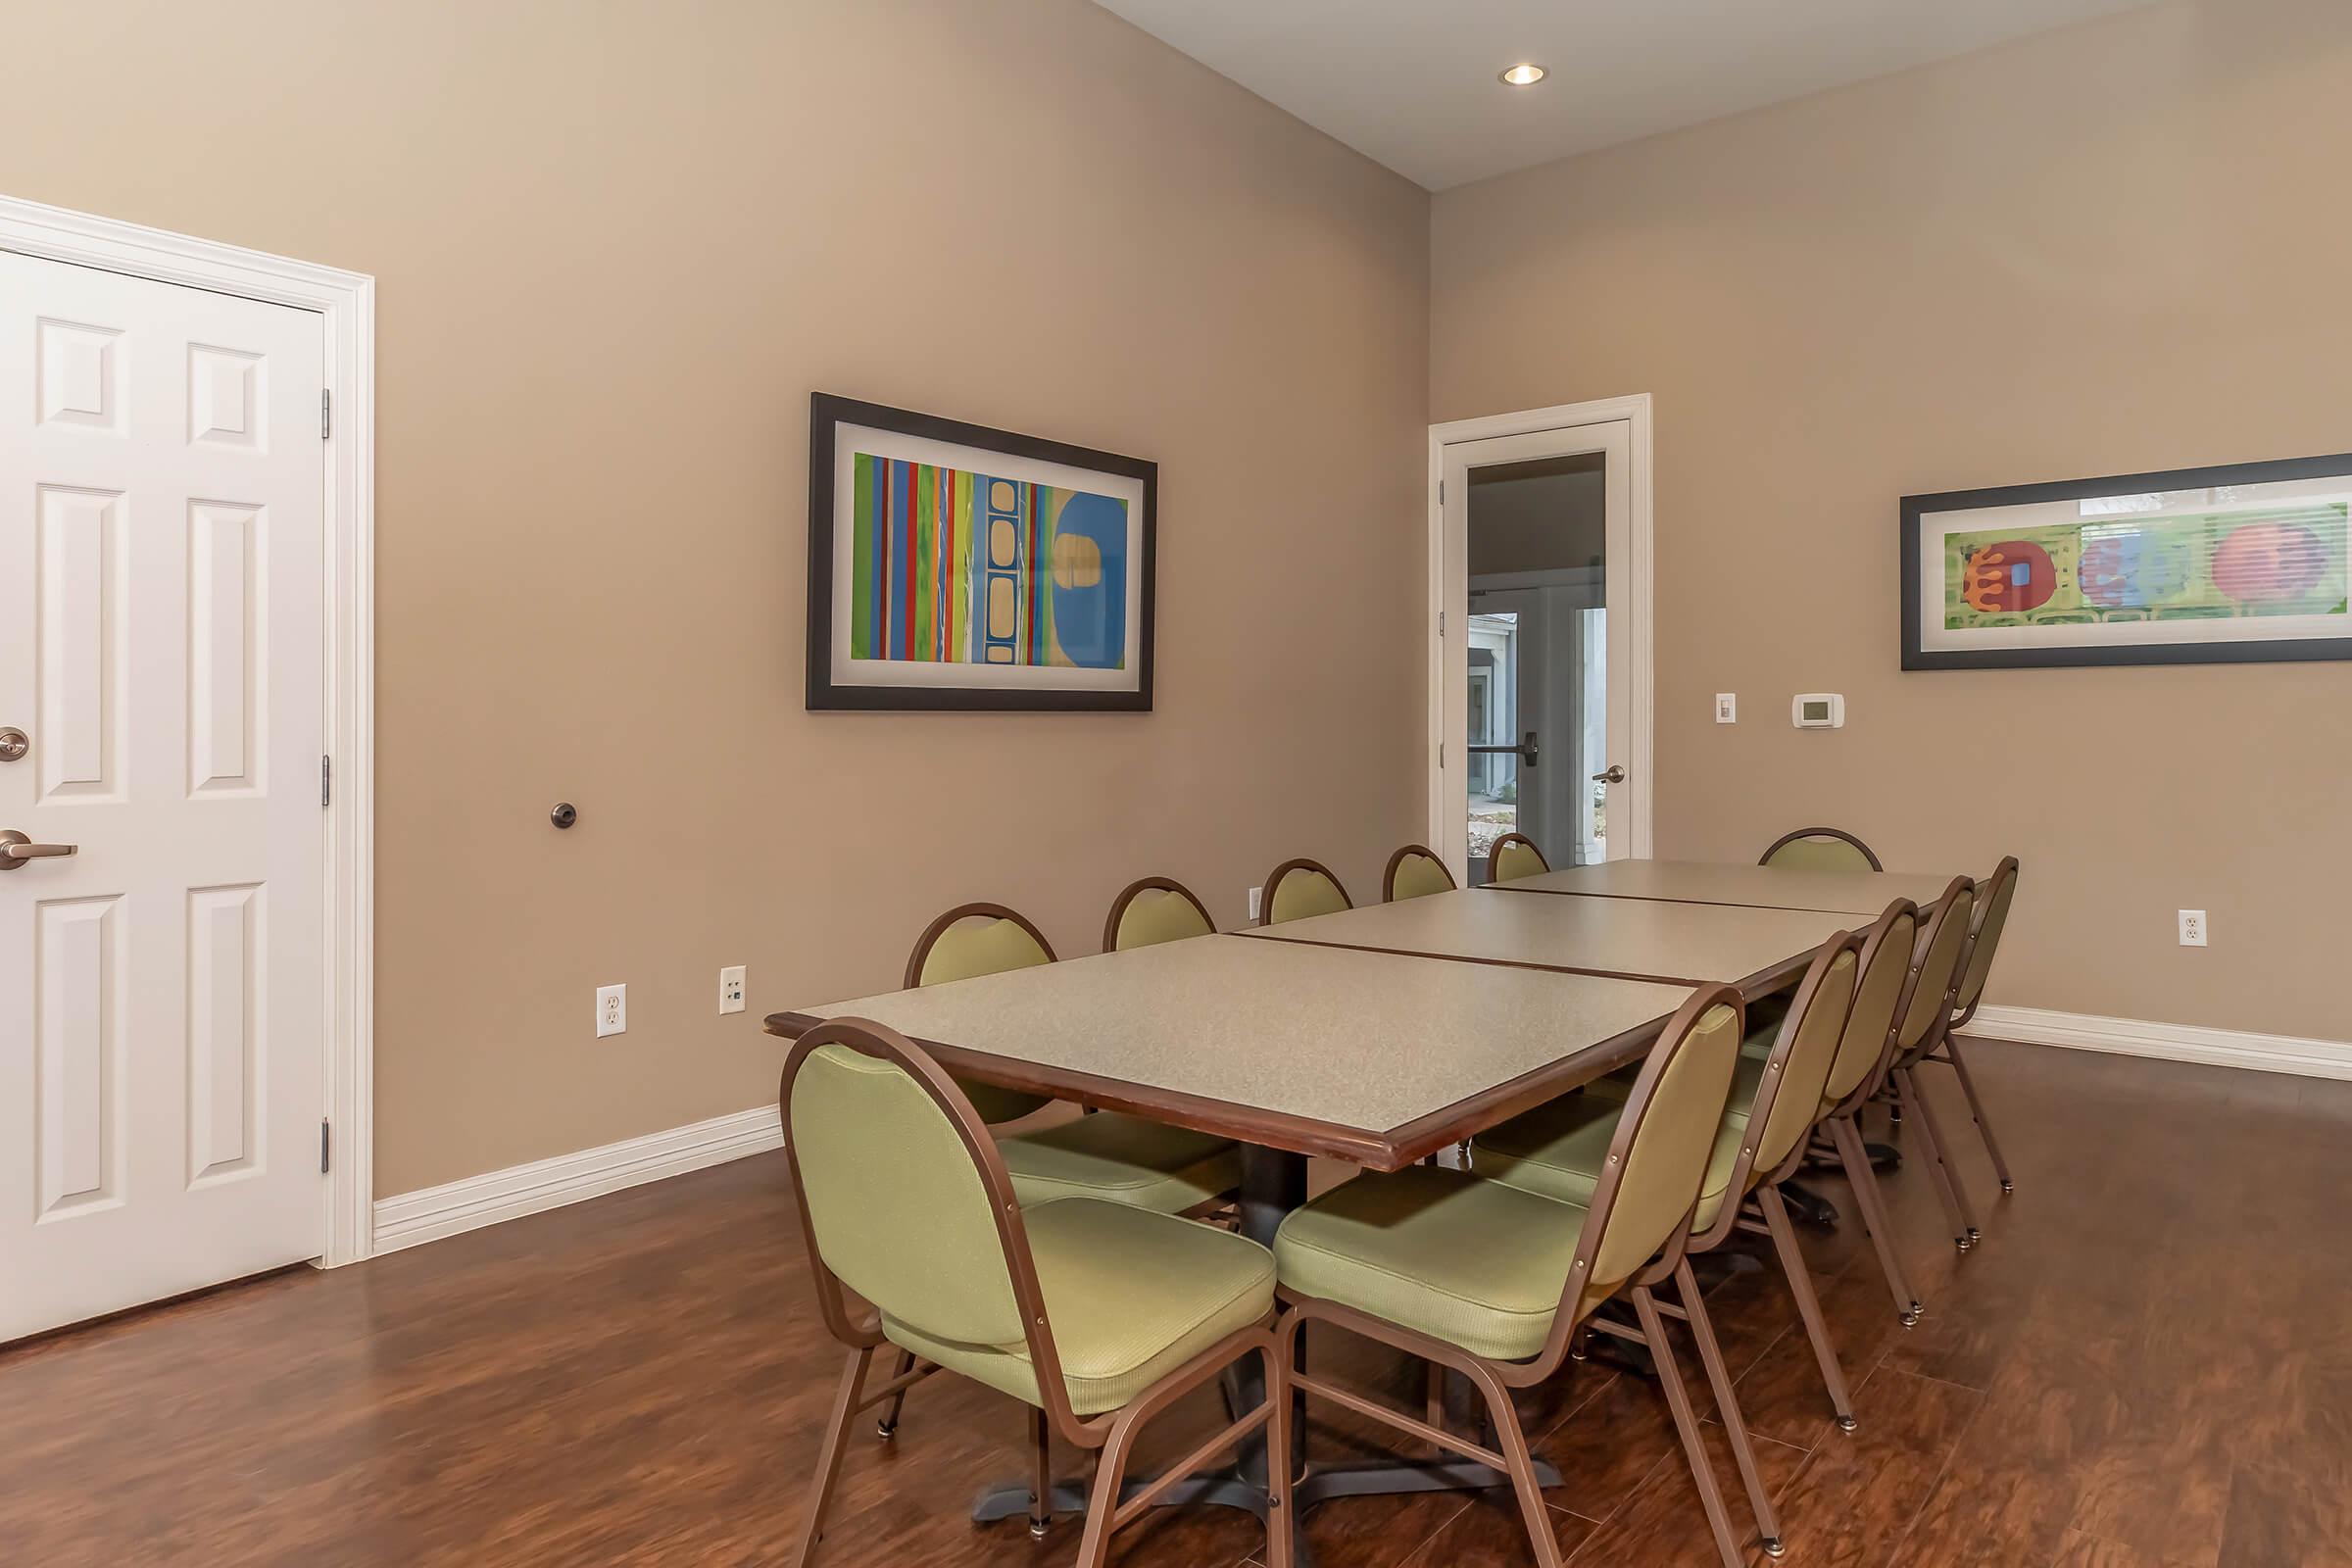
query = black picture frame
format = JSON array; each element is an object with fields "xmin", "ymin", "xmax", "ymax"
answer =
[
  {"xmin": 807, "ymin": 393, "xmax": 1156, "ymax": 711},
  {"xmin": 1900, "ymin": 451, "xmax": 2352, "ymax": 671}
]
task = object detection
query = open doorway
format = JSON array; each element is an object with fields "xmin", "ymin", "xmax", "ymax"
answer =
[{"xmin": 1429, "ymin": 399, "xmax": 1652, "ymax": 884}]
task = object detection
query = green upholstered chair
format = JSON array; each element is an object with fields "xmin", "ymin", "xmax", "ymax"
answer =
[
  {"xmin": 1259, "ymin": 858, "xmax": 1351, "ymax": 924},
  {"xmin": 1873, "ymin": 877, "xmax": 1981, "ymax": 1254},
  {"xmin": 1102, "ymin": 876, "xmax": 1217, "ymax": 952},
  {"xmin": 1925, "ymin": 856, "xmax": 2020, "ymax": 1196},
  {"xmin": 905, "ymin": 904, "xmax": 1240, "ymax": 1218},
  {"xmin": 1487, "ymin": 832, "xmax": 1550, "ymax": 883},
  {"xmin": 1383, "ymin": 844, "xmax": 1456, "ymax": 902},
  {"xmin": 779, "ymin": 1019, "xmax": 1292, "ymax": 1568},
  {"xmin": 1758, "ymin": 826, "xmax": 1883, "ymax": 873},
  {"xmin": 1273, "ymin": 988, "xmax": 1757, "ymax": 1568},
  {"xmin": 1473, "ymin": 939, "xmax": 1862, "ymax": 1553}
]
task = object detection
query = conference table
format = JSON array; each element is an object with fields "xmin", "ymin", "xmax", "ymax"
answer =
[{"xmin": 762, "ymin": 857, "xmax": 1957, "ymax": 1548}]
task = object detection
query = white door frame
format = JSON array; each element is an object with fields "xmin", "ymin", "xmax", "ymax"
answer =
[
  {"xmin": 0, "ymin": 195, "xmax": 376, "ymax": 1267},
  {"xmin": 1428, "ymin": 395, "xmax": 1654, "ymax": 870}
]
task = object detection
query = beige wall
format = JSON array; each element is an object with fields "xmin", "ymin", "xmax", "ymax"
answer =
[
  {"xmin": 0, "ymin": 0, "xmax": 1430, "ymax": 1194},
  {"xmin": 1434, "ymin": 0, "xmax": 2352, "ymax": 1042}
]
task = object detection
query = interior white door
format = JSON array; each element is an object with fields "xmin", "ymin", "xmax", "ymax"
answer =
[
  {"xmin": 1438, "ymin": 420, "xmax": 1636, "ymax": 877},
  {"xmin": 0, "ymin": 249, "xmax": 326, "ymax": 1342}
]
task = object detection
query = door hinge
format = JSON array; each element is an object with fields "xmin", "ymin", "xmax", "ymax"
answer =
[
  {"xmin": 320, "ymin": 389, "xmax": 331, "ymax": 440},
  {"xmin": 1439, "ymin": 609, "xmax": 1446, "ymax": 636},
  {"xmin": 1438, "ymin": 479, "xmax": 1446, "ymax": 505},
  {"xmin": 1439, "ymin": 740, "xmax": 1446, "ymax": 769},
  {"xmin": 321, "ymin": 754, "xmax": 331, "ymax": 807},
  {"xmin": 320, "ymin": 1118, "xmax": 331, "ymax": 1174}
]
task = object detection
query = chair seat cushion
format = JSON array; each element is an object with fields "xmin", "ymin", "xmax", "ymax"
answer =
[
  {"xmin": 883, "ymin": 1197, "xmax": 1273, "ymax": 1416},
  {"xmin": 1473, "ymin": 1079, "xmax": 1751, "ymax": 1233},
  {"xmin": 1272, "ymin": 1165, "xmax": 1591, "ymax": 1361},
  {"xmin": 999, "ymin": 1112, "xmax": 1240, "ymax": 1215}
]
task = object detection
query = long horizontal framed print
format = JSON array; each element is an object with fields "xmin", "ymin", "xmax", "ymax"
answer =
[
  {"xmin": 1902, "ymin": 452, "xmax": 2352, "ymax": 670},
  {"xmin": 808, "ymin": 393, "xmax": 1154, "ymax": 711}
]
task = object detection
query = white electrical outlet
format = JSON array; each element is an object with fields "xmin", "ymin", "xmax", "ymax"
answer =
[
  {"xmin": 2178, "ymin": 909, "xmax": 2207, "ymax": 947},
  {"xmin": 718, "ymin": 965, "xmax": 746, "ymax": 1014},
  {"xmin": 1247, "ymin": 886, "xmax": 1263, "ymax": 922},
  {"xmin": 1714, "ymin": 693, "xmax": 1737, "ymax": 724},
  {"xmin": 596, "ymin": 983, "xmax": 626, "ymax": 1037}
]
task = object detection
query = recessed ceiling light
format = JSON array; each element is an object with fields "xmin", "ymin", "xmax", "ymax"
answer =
[{"xmin": 1498, "ymin": 63, "xmax": 1546, "ymax": 87}]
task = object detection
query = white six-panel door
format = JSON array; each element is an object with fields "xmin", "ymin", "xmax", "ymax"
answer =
[{"xmin": 0, "ymin": 250, "xmax": 326, "ymax": 1342}]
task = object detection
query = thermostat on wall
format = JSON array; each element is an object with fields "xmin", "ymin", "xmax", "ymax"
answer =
[{"xmin": 1791, "ymin": 694, "xmax": 1845, "ymax": 729}]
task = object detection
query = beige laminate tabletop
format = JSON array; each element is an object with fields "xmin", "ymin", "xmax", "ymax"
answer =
[
  {"xmin": 1492, "ymin": 858, "xmax": 1958, "ymax": 917},
  {"xmin": 765, "ymin": 934, "xmax": 1694, "ymax": 1170},
  {"xmin": 1239, "ymin": 887, "xmax": 1858, "ymax": 997}
]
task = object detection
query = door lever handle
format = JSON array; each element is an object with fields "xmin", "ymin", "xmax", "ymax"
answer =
[
  {"xmin": 1592, "ymin": 765, "xmax": 1626, "ymax": 785},
  {"xmin": 0, "ymin": 830, "xmax": 77, "ymax": 869}
]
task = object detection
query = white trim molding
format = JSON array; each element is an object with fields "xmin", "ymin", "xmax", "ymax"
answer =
[
  {"xmin": 372, "ymin": 1106, "xmax": 785, "ymax": 1257},
  {"xmin": 0, "ymin": 194, "xmax": 377, "ymax": 1267},
  {"xmin": 1965, "ymin": 1005, "xmax": 2352, "ymax": 1081}
]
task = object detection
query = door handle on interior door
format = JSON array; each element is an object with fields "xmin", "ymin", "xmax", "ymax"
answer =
[
  {"xmin": 0, "ymin": 830, "xmax": 77, "ymax": 869},
  {"xmin": 1592, "ymin": 765, "xmax": 1626, "ymax": 785}
]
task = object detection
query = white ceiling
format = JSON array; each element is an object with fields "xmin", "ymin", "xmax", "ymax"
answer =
[{"xmin": 1094, "ymin": 0, "xmax": 2153, "ymax": 190}]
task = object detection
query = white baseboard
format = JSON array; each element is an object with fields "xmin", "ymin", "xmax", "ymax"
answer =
[
  {"xmin": 370, "ymin": 1103, "xmax": 783, "ymax": 1257},
  {"xmin": 1965, "ymin": 1004, "xmax": 2352, "ymax": 1082}
]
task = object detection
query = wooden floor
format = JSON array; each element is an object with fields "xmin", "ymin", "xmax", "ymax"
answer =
[{"xmin": 8, "ymin": 1040, "xmax": 2352, "ymax": 1567}]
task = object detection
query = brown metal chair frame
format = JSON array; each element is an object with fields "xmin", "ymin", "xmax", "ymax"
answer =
[
  {"xmin": 1275, "ymin": 985, "xmax": 1756, "ymax": 1568},
  {"xmin": 1757, "ymin": 826, "xmax": 1885, "ymax": 871},
  {"xmin": 1256, "ymin": 857, "xmax": 1352, "ymax": 925},
  {"xmin": 1380, "ymin": 843, "xmax": 1457, "ymax": 903},
  {"xmin": 1486, "ymin": 831, "xmax": 1550, "ymax": 877},
  {"xmin": 1875, "ymin": 877, "xmax": 1985, "ymax": 1253},
  {"xmin": 1101, "ymin": 875, "xmax": 1219, "ymax": 953},
  {"xmin": 779, "ymin": 1019, "xmax": 1294, "ymax": 1568},
  {"xmin": 904, "ymin": 900, "xmax": 1060, "ymax": 987},
  {"xmin": 1925, "ymin": 856, "xmax": 2021, "ymax": 1197},
  {"xmin": 1655, "ymin": 932, "xmax": 1866, "ymax": 1556},
  {"xmin": 1816, "ymin": 879, "xmax": 1975, "ymax": 1331}
]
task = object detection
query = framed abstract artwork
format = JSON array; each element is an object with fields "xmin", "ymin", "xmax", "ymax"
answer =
[
  {"xmin": 806, "ymin": 393, "xmax": 1155, "ymax": 710},
  {"xmin": 1901, "ymin": 452, "xmax": 2352, "ymax": 670}
]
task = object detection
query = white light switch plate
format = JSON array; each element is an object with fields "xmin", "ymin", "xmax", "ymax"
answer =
[
  {"xmin": 1248, "ymin": 886, "xmax": 1263, "ymax": 922},
  {"xmin": 718, "ymin": 965, "xmax": 746, "ymax": 1014},
  {"xmin": 596, "ymin": 983, "xmax": 626, "ymax": 1038},
  {"xmin": 1714, "ymin": 693, "xmax": 1737, "ymax": 724}
]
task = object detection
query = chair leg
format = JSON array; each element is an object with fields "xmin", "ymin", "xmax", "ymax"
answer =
[
  {"xmin": 1264, "ymin": 1338, "xmax": 1297, "ymax": 1568},
  {"xmin": 1028, "ymin": 1406, "xmax": 1054, "ymax": 1539},
  {"xmin": 875, "ymin": 1347, "xmax": 915, "ymax": 1439},
  {"xmin": 1940, "ymin": 1038, "xmax": 2016, "ymax": 1194},
  {"xmin": 1830, "ymin": 1116, "xmax": 1922, "ymax": 1327},
  {"xmin": 1672, "ymin": 1259, "xmax": 1784, "ymax": 1557},
  {"xmin": 1758, "ymin": 1184, "xmax": 1856, "ymax": 1431},
  {"xmin": 1073, "ymin": 1407, "xmax": 1142, "ymax": 1568},
  {"xmin": 790, "ymin": 1346, "xmax": 874, "ymax": 1568},
  {"xmin": 1631, "ymin": 1287, "xmax": 1744, "ymax": 1568},
  {"xmin": 1458, "ymin": 1354, "xmax": 1564, "ymax": 1568},
  {"xmin": 1899, "ymin": 1067, "xmax": 1979, "ymax": 1249}
]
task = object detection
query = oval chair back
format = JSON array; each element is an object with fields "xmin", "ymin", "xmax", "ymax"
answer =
[
  {"xmin": 1488, "ymin": 833, "xmax": 1549, "ymax": 883},
  {"xmin": 1549, "ymin": 986, "xmax": 1746, "ymax": 1342},
  {"xmin": 1759, "ymin": 827, "xmax": 1883, "ymax": 873},
  {"xmin": 784, "ymin": 1019, "xmax": 1035, "ymax": 1350},
  {"xmin": 1383, "ymin": 844, "xmax": 1456, "ymax": 903},
  {"xmin": 1261, "ymin": 858, "xmax": 1351, "ymax": 925},
  {"xmin": 1716, "ymin": 935, "xmax": 1860, "ymax": 1234},
  {"xmin": 1884, "ymin": 877, "xmax": 1977, "ymax": 1080},
  {"xmin": 1819, "ymin": 901, "xmax": 1920, "ymax": 1117},
  {"xmin": 1102, "ymin": 876, "xmax": 1217, "ymax": 952},
  {"xmin": 1948, "ymin": 856, "xmax": 2020, "ymax": 1028},
  {"xmin": 903, "ymin": 903, "xmax": 1057, "ymax": 1124}
]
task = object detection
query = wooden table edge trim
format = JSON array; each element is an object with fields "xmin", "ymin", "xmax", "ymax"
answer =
[{"xmin": 761, "ymin": 1007, "xmax": 1675, "ymax": 1173}]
